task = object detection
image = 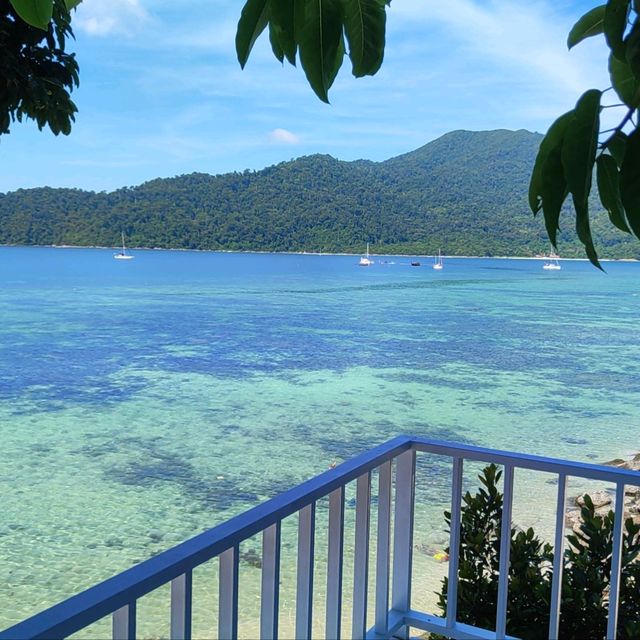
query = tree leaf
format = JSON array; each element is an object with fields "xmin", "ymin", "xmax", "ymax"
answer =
[
  {"xmin": 620, "ymin": 127, "xmax": 640, "ymax": 238},
  {"xmin": 609, "ymin": 52, "xmax": 640, "ymax": 107},
  {"xmin": 607, "ymin": 130, "xmax": 628, "ymax": 166},
  {"xmin": 269, "ymin": 21, "xmax": 285, "ymax": 63},
  {"xmin": 596, "ymin": 154, "xmax": 631, "ymax": 232},
  {"xmin": 626, "ymin": 20, "xmax": 640, "ymax": 78},
  {"xmin": 567, "ymin": 5, "xmax": 606, "ymax": 49},
  {"xmin": 604, "ymin": 0, "xmax": 630, "ymax": 61},
  {"xmin": 236, "ymin": 0, "xmax": 270, "ymax": 69},
  {"xmin": 270, "ymin": 0, "xmax": 297, "ymax": 65},
  {"xmin": 9, "ymin": 0, "xmax": 53, "ymax": 29},
  {"xmin": 64, "ymin": 0, "xmax": 81, "ymax": 9},
  {"xmin": 529, "ymin": 111, "xmax": 572, "ymax": 214},
  {"xmin": 529, "ymin": 111, "xmax": 573, "ymax": 246},
  {"xmin": 295, "ymin": 0, "xmax": 345, "ymax": 103},
  {"xmin": 341, "ymin": 0, "xmax": 387, "ymax": 77},
  {"xmin": 561, "ymin": 89, "xmax": 602, "ymax": 268}
]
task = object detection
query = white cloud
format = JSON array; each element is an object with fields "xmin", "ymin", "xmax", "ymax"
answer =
[
  {"xmin": 268, "ymin": 128, "xmax": 300, "ymax": 145},
  {"xmin": 74, "ymin": 0, "xmax": 150, "ymax": 36},
  {"xmin": 388, "ymin": 0, "xmax": 608, "ymax": 96}
]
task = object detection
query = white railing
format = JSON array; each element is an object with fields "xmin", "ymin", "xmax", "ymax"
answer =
[{"xmin": 1, "ymin": 435, "xmax": 639, "ymax": 640}]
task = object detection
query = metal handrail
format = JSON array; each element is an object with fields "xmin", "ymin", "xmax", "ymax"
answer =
[{"xmin": 2, "ymin": 435, "xmax": 639, "ymax": 640}]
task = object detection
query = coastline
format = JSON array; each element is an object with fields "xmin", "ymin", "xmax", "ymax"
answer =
[{"xmin": 1, "ymin": 243, "xmax": 637, "ymax": 262}]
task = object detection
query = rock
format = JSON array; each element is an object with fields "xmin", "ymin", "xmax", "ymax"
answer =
[
  {"xmin": 575, "ymin": 490, "xmax": 612, "ymax": 509},
  {"xmin": 605, "ymin": 455, "xmax": 640, "ymax": 472},
  {"xmin": 414, "ymin": 542, "xmax": 441, "ymax": 556},
  {"xmin": 241, "ymin": 548, "xmax": 262, "ymax": 569}
]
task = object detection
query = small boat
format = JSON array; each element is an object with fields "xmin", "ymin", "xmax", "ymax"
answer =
[
  {"xmin": 433, "ymin": 249, "xmax": 444, "ymax": 270},
  {"xmin": 114, "ymin": 231, "xmax": 134, "ymax": 260},
  {"xmin": 411, "ymin": 261, "xmax": 421, "ymax": 267},
  {"xmin": 543, "ymin": 254, "xmax": 561, "ymax": 270},
  {"xmin": 359, "ymin": 242, "xmax": 374, "ymax": 266}
]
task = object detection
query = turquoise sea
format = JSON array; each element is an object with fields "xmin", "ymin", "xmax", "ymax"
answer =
[{"xmin": 1, "ymin": 246, "xmax": 640, "ymax": 637}]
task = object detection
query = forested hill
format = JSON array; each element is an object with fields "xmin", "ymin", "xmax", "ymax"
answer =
[{"xmin": 1, "ymin": 129, "xmax": 638, "ymax": 258}]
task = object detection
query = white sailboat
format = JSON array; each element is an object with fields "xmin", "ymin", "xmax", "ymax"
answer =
[
  {"xmin": 543, "ymin": 254, "xmax": 561, "ymax": 270},
  {"xmin": 433, "ymin": 249, "xmax": 444, "ymax": 270},
  {"xmin": 113, "ymin": 231, "xmax": 134, "ymax": 260},
  {"xmin": 358, "ymin": 242, "xmax": 374, "ymax": 266}
]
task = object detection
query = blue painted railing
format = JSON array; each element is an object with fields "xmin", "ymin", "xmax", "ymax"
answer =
[{"xmin": 2, "ymin": 435, "xmax": 639, "ymax": 640}]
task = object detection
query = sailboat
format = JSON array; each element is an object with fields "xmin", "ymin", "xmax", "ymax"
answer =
[
  {"xmin": 542, "ymin": 254, "xmax": 561, "ymax": 270},
  {"xmin": 113, "ymin": 231, "xmax": 134, "ymax": 260},
  {"xmin": 358, "ymin": 242, "xmax": 374, "ymax": 266},
  {"xmin": 433, "ymin": 249, "xmax": 444, "ymax": 270}
]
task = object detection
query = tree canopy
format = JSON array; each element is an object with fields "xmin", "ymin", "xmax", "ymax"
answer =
[{"xmin": 1, "ymin": 0, "xmax": 80, "ymax": 135}]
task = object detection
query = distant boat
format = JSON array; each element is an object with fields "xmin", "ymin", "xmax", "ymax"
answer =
[
  {"xmin": 411, "ymin": 261, "xmax": 421, "ymax": 267},
  {"xmin": 113, "ymin": 232, "xmax": 134, "ymax": 260},
  {"xmin": 359, "ymin": 243, "xmax": 373, "ymax": 266},
  {"xmin": 433, "ymin": 249, "xmax": 444, "ymax": 270},
  {"xmin": 543, "ymin": 255, "xmax": 561, "ymax": 270}
]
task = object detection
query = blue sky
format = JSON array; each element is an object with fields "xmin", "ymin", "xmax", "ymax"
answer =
[{"xmin": 0, "ymin": 0, "xmax": 610, "ymax": 192}]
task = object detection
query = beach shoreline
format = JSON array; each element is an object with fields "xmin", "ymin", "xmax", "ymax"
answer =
[{"xmin": 1, "ymin": 243, "xmax": 637, "ymax": 262}]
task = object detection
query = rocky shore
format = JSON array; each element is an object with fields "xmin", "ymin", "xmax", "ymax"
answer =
[{"xmin": 565, "ymin": 453, "xmax": 640, "ymax": 533}]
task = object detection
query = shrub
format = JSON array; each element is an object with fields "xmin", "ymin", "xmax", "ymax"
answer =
[{"xmin": 436, "ymin": 465, "xmax": 640, "ymax": 639}]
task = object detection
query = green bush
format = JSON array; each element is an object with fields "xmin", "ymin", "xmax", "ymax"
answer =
[{"xmin": 436, "ymin": 465, "xmax": 640, "ymax": 639}]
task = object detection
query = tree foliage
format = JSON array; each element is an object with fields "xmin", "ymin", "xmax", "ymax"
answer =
[
  {"xmin": 237, "ymin": 0, "xmax": 640, "ymax": 266},
  {"xmin": 530, "ymin": 1, "xmax": 640, "ymax": 267},
  {"xmin": 437, "ymin": 465, "xmax": 640, "ymax": 639},
  {"xmin": 5, "ymin": 129, "xmax": 639, "ymax": 257},
  {"xmin": 236, "ymin": 0, "xmax": 388, "ymax": 103},
  {"xmin": 1, "ymin": 0, "xmax": 79, "ymax": 135}
]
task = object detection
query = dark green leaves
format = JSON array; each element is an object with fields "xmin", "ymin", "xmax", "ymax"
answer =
[
  {"xmin": 531, "ymin": 91, "xmax": 608, "ymax": 267},
  {"xmin": 605, "ymin": 0, "xmax": 631, "ymax": 60},
  {"xmin": 341, "ymin": 0, "xmax": 386, "ymax": 76},
  {"xmin": 620, "ymin": 128, "xmax": 640, "ymax": 236},
  {"xmin": 269, "ymin": 0, "xmax": 296, "ymax": 65},
  {"xmin": 9, "ymin": 0, "xmax": 53, "ymax": 29},
  {"xmin": 607, "ymin": 131, "xmax": 628, "ymax": 166},
  {"xmin": 236, "ymin": 0, "xmax": 270, "ymax": 69},
  {"xmin": 627, "ymin": 20, "xmax": 640, "ymax": 78},
  {"xmin": 529, "ymin": 112, "xmax": 573, "ymax": 246},
  {"xmin": 296, "ymin": 0, "xmax": 345, "ymax": 103},
  {"xmin": 567, "ymin": 5, "xmax": 606, "ymax": 49},
  {"xmin": 236, "ymin": 0, "xmax": 390, "ymax": 101},
  {"xmin": 597, "ymin": 154, "xmax": 630, "ymax": 232},
  {"xmin": 562, "ymin": 90, "xmax": 602, "ymax": 268},
  {"xmin": 609, "ymin": 53, "xmax": 640, "ymax": 107}
]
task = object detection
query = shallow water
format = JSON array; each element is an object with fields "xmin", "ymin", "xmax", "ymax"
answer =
[{"xmin": 1, "ymin": 247, "xmax": 639, "ymax": 634}]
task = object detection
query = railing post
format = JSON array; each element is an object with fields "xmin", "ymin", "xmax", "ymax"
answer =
[
  {"xmin": 496, "ymin": 464, "xmax": 515, "ymax": 639},
  {"xmin": 375, "ymin": 460, "xmax": 392, "ymax": 635},
  {"xmin": 171, "ymin": 571, "xmax": 192, "ymax": 640},
  {"xmin": 607, "ymin": 483, "xmax": 626, "ymax": 639},
  {"xmin": 260, "ymin": 522, "xmax": 281, "ymax": 640},
  {"xmin": 295, "ymin": 503, "xmax": 315, "ymax": 640},
  {"xmin": 549, "ymin": 473, "xmax": 567, "ymax": 639},
  {"xmin": 219, "ymin": 545, "xmax": 239, "ymax": 640},
  {"xmin": 392, "ymin": 449, "xmax": 416, "ymax": 639},
  {"xmin": 112, "ymin": 602, "xmax": 136, "ymax": 640},
  {"xmin": 326, "ymin": 487, "xmax": 345, "ymax": 639},
  {"xmin": 352, "ymin": 472, "xmax": 371, "ymax": 640},
  {"xmin": 446, "ymin": 457, "xmax": 463, "ymax": 629}
]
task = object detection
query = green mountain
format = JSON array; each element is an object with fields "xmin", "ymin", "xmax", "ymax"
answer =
[{"xmin": 1, "ymin": 129, "xmax": 638, "ymax": 258}]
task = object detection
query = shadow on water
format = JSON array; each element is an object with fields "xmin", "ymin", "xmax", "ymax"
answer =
[{"xmin": 80, "ymin": 436, "xmax": 260, "ymax": 512}]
